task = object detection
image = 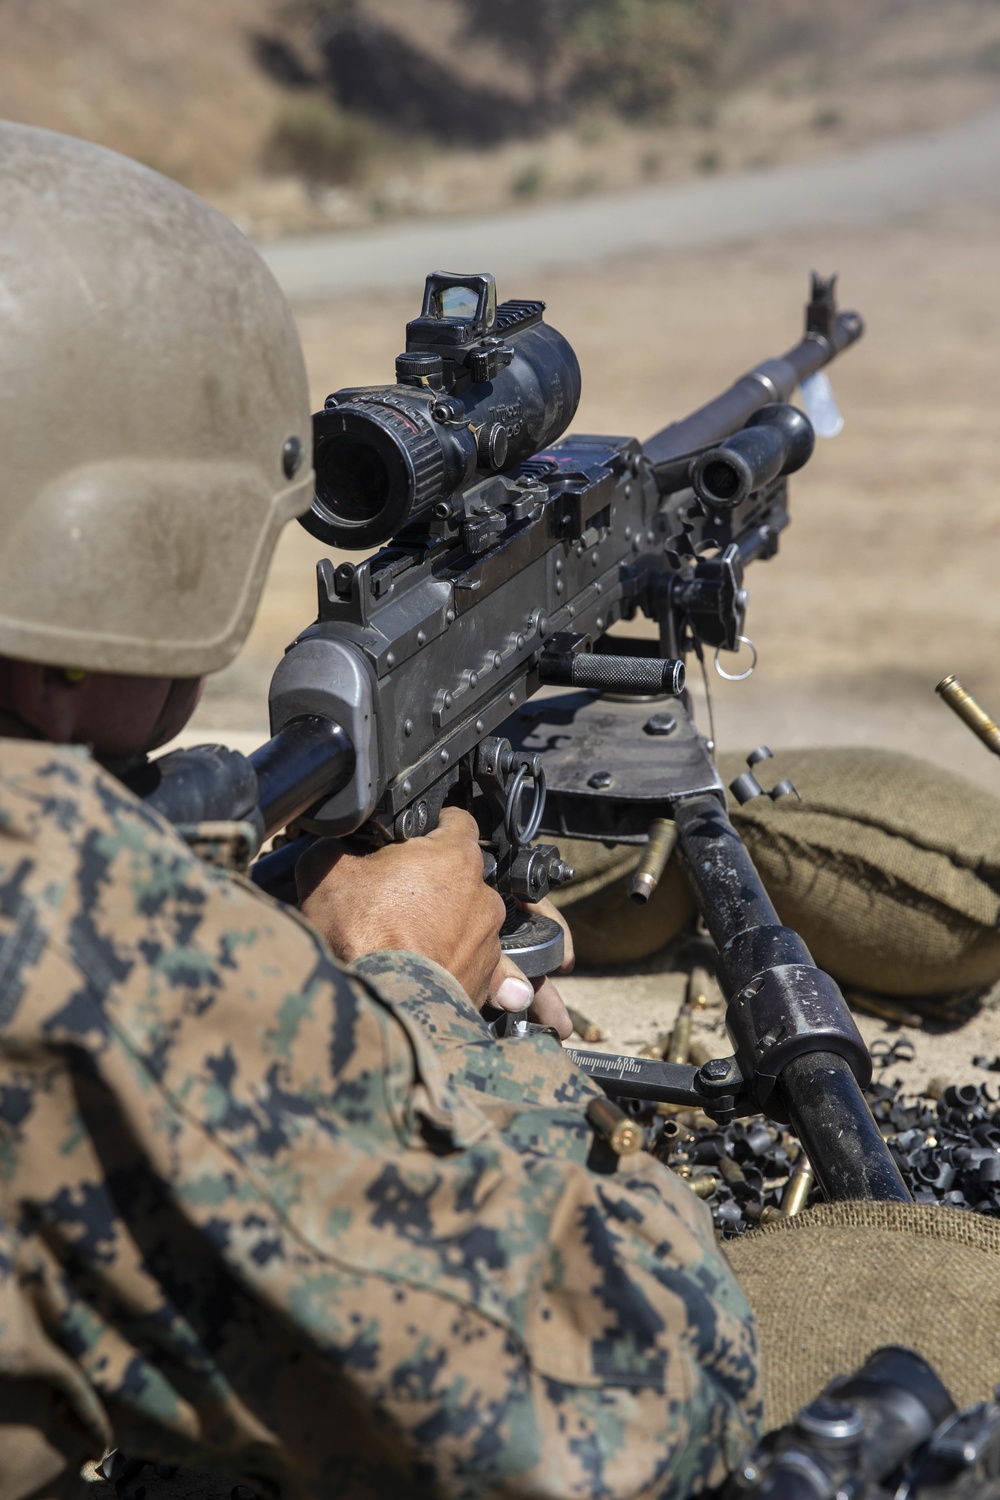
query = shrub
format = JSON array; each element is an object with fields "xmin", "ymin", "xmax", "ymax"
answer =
[
  {"xmin": 569, "ymin": 0, "xmax": 729, "ymax": 122},
  {"xmin": 811, "ymin": 105, "xmax": 843, "ymax": 131},
  {"xmin": 510, "ymin": 159, "xmax": 546, "ymax": 197},
  {"xmin": 263, "ymin": 96, "xmax": 375, "ymax": 183}
]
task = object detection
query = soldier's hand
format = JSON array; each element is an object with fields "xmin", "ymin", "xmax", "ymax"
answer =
[
  {"xmin": 295, "ymin": 808, "xmax": 505, "ymax": 1005},
  {"xmin": 486, "ymin": 899, "xmax": 576, "ymax": 1039}
]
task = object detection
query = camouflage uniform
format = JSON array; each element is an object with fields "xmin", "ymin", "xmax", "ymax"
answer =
[{"xmin": 0, "ymin": 735, "xmax": 760, "ymax": 1500}]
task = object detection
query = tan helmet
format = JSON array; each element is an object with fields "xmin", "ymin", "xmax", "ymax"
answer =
[{"xmin": 0, "ymin": 122, "xmax": 313, "ymax": 677}]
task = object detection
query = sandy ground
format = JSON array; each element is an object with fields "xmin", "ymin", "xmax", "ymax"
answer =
[{"xmin": 182, "ymin": 180, "xmax": 1000, "ymax": 1096}]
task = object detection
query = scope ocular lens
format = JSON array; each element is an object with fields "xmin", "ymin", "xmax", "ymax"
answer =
[
  {"xmin": 303, "ymin": 403, "xmax": 425, "ymax": 550},
  {"xmin": 315, "ymin": 434, "xmax": 390, "ymax": 526}
]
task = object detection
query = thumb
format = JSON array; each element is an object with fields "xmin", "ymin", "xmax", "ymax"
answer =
[{"xmin": 487, "ymin": 956, "xmax": 535, "ymax": 1014}]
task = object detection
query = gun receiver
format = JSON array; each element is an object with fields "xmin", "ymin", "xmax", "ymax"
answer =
[{"xmin": 134, "ymin": 271, "xmax": 907, "ymax": 1203}]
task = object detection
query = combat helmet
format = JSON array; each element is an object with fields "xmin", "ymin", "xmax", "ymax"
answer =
[{"xmin": 0, "ymin": 123, "xmax": 312, "ymax": 677}]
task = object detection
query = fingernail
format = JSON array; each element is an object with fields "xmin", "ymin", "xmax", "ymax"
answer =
[{"xmin": 496, "ymin": 977, "xmax": 533, "ymax": 1012}]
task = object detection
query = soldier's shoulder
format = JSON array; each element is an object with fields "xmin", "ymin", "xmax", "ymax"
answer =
[
  {"xmin": 0, "ymin": 736, "xmax": 164, "ymax": 851},
  {"xmin": 0, "ymin": 737, "xmax": 351, "ymax": 1031}
]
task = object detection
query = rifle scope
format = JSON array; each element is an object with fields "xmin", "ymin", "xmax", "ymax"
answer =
[
  {"xmin": 726, "ymin": 1347, "xmax": 955, "ymax": 1500},
  {"xmin": 303, "ymin": 272, "xmax": 582, "ymax": 550}
]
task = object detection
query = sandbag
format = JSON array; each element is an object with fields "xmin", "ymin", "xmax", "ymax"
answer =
[
  {"xmin": 724, "ymin": 1200, "xmax": 1000, "ymax": 1427},
  {"xmin": 551, "ymin": 746, "xmax": 1000, "ymax": 997}
]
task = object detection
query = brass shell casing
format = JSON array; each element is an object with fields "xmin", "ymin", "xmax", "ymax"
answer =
[
  {"xmin": 666, "ymin": 1004, "xmax": 693, "ymax": 1066},
  {"xmin": 567, "ymin": 1007, "xmax": 603, "ymax": 1043},
  {"xmin": 781, "ymin": 1155, "xmax": 815, "ymax": 1217},
  {"xmin": 936, "ymin": 675, "xmax": 1000, "ymax": 757},
  {"xmin": 628, "ymin": 818, "xmax": 678, "ymax": 904},
  {"xmin": 586, "ymin": 1096, "xmax": 644, "ymax": 1156}
]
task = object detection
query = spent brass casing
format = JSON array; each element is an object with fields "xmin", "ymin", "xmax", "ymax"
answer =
[
  {"xmin": 688, "ymin": 1175, "xmax": 719, "ymax": 1199},
  {"xmin": 666, "ymin": 1003, "xmax": 692, "ymax": 1066},
  {"xmin": 718, "ymin": 1155, "xmax": 744, "ymax": 1187},
  {"xmin": 937, "ymin": 674, "xmax": 1000, "ymax": 757},
  {"xmin": 628, "ymin": 818, "xmax": 678, "ymax": 904},
  {"xmin": 657, "ymin": 1118, "xmax": 693, "ymax": 1154},
  {"xmin": 686, "ymin": 965, "xmax": 714, "ymax": 1010},
  {"xmin": 781, "ymin": 1155, "xmax": 815, "ymax": 1216},
  {"xmin": 639, "ymin": 1031, "xmax": 671, "ymax": 1060},
  {"xmin": 567, "ymin": 1007, "xmax": 602, "ymax": 1043},
  {"xmin": 586, "ymin": 1096, "xmax": 644, "ymax": 1156}
]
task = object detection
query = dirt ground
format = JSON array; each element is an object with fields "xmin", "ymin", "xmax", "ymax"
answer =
[{"xmin": 183, "ymin": 181, "xmax": 1000, "ymax": 1095}]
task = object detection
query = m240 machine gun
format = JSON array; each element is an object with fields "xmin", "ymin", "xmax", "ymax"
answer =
[{"xmin": 134, "ymin": 270, "xmax": 908, "ymax": 1205}]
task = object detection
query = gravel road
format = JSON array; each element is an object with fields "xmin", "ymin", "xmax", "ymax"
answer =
[{"xmin": 258, "ymin": 107, "xmax": 1000, "ymax": 301}]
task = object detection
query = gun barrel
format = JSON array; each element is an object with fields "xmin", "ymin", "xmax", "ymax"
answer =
[
  {"xmin": 644, "ymin": 307, "xmax": 863, "ymax": 492},
  {"xmin": 250, "ymin": 715, "xmax": 356, "ymax": 837}
]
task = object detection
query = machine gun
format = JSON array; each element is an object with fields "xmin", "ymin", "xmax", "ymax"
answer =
[
  {"xmin": 718, "ymin": 1346, "xmax": 1000, "ymax": 1500},
  {"xmin": 132, "ymin": 269, "xmax": 908, "ymax": 1204}
]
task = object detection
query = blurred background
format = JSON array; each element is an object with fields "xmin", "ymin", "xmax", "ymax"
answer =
[{"xmin": 6, "ymin": 0, "xmax": 1000, "ymax": 782}]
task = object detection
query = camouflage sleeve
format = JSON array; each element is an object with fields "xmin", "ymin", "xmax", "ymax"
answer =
[{"xmin": 0, "ymin": 740, "xmax": 760, "ymax": 1500}]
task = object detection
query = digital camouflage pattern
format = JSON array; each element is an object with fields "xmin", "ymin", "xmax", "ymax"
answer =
[{"xmin": 0, "ymin": 737, "xmax": 760, "ymax": 1500}]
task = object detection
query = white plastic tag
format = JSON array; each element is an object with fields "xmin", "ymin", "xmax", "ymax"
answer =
[{"xmin": 799, "ymin": 369, "xmax": 844, "ymax": 439}]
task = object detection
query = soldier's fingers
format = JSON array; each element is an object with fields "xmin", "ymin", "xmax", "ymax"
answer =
[
  {"xmin": 519, "ymin": 895, "xmax": 575, "ymax": 973},
  {"xmin": 426, "ymin": 808, "xmax": 492, "ymax": 891},
  {"xmin": 430, "ymin": 807, "xmax": 481, "ymax": 843},
  {"xmin": 527, "ymin": 975, "xmax": 574, "ymax": 1039}
]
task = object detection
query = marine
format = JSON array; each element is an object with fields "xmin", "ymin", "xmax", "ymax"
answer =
[{"xmin": 0, "ymin": 122, "xmax": 759, "ymax": 1499}]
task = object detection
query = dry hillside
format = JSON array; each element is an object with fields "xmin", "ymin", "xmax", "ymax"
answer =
[{"xmin": 3, "ymin": 0, "xmax": 1000, "ymax": 234}]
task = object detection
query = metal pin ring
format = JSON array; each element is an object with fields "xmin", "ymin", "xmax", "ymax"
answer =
[
  {"xmin": 504, "ymin": 762, "xmax": 547, "ymax": 848},
  {"xmin": 714, "ymin": 636, "xmax": 758, "ymax": 682}
]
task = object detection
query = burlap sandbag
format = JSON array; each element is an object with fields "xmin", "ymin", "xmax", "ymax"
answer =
[
  {"xmin": 724, "ymin": 1201, "xmax": 1000, "ymax": 1427},
  {"xmin": 551, "ymin": 747, "xmax": 1000, "ymax": 996}
]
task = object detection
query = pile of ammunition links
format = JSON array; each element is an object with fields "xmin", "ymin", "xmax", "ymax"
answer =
[
  {"xmin": 569, "ymin": 973, "xmax": 1000, "ymax": 1239},
  {"xmin": 651, "ymin": 967, "xmax": 824, "ymax": 1234},
  {"xmin": 655, "ymin": 1065, "xmax": 1000, "ymax": 1239}
]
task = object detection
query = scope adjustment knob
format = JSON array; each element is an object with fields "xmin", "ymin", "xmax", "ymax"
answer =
[
  {"xmin": 395, "ymin": 351, "xmax": 444, "ymax": 387},
  {"xmin": 477, "ymin": 422, "xmax": 509, "ymax": 472}
]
